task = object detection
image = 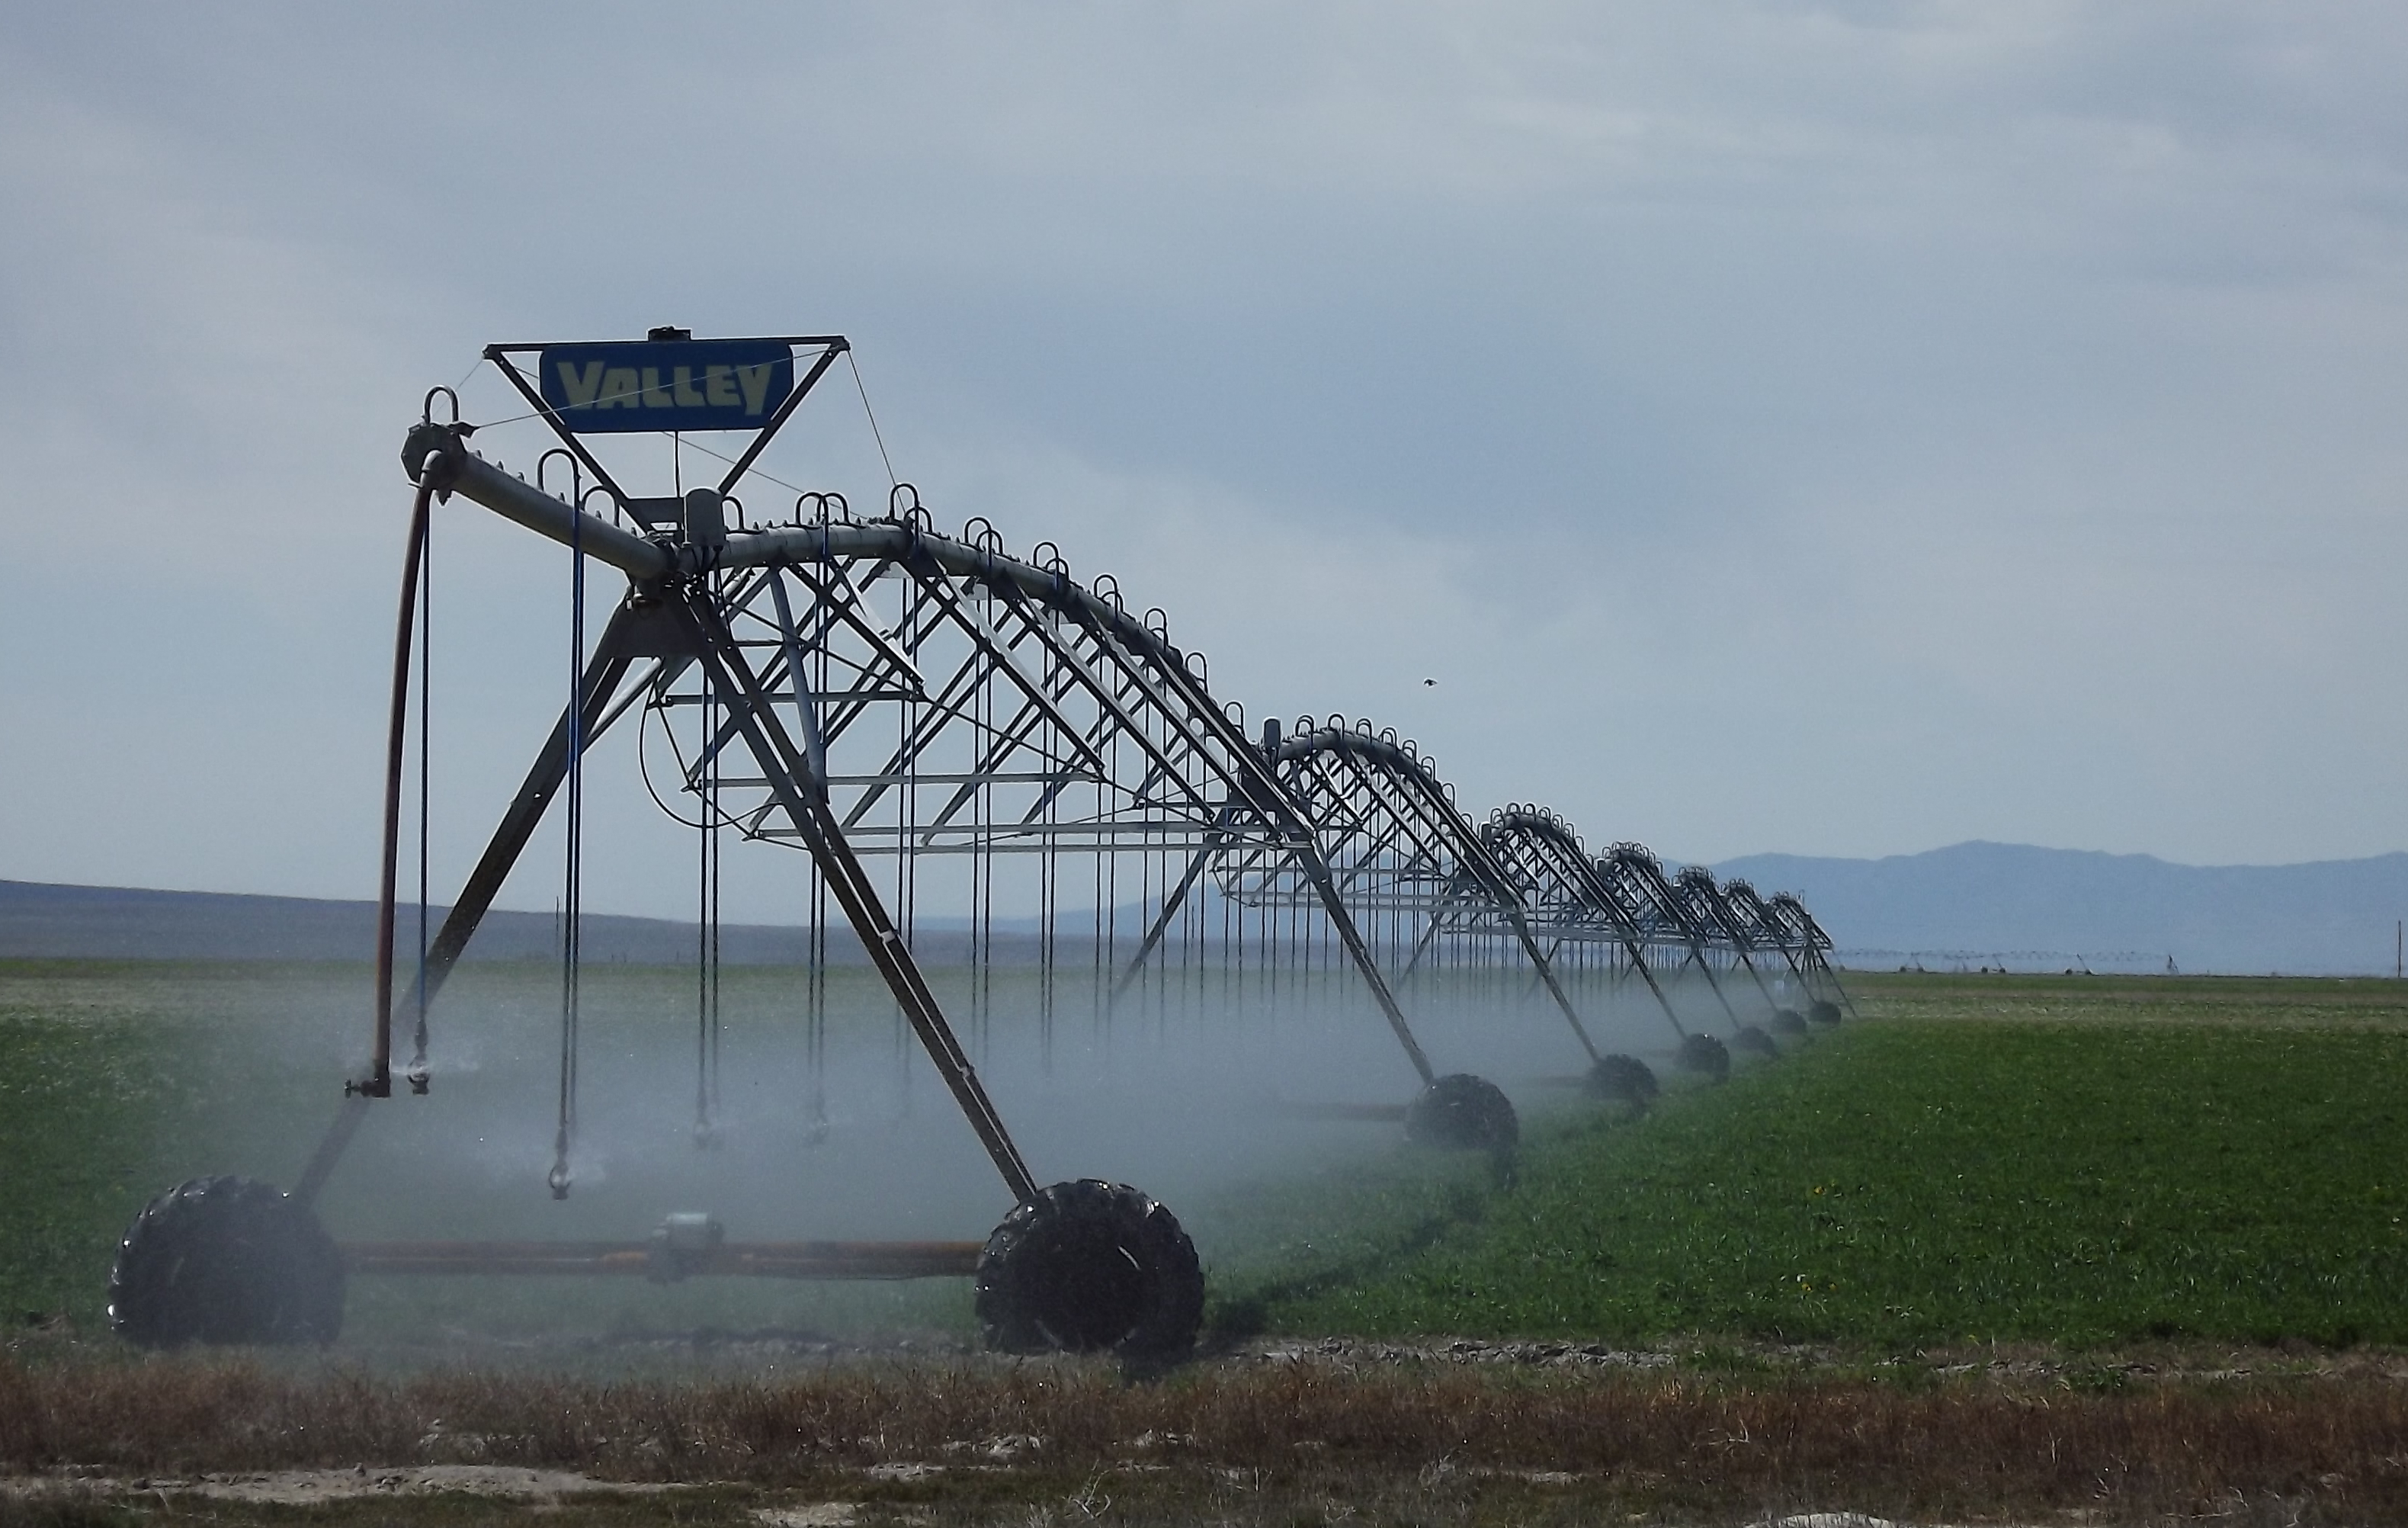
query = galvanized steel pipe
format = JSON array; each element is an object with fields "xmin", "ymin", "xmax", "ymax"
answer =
[{"xmin": 402, "ymin": 423, "xmax": 672, "ymax": 581}]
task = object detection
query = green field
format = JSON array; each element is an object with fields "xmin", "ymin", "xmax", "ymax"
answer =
[
  {"xmin": 5, "ymin": 961, "xmax": 2408, "ymax": 1352},
  {"xmin": 1220, "ymin": 1006, "xmax": 2408, "ymax": 1346},
  {"xmin": 0, "ymin": 976, "xmax": 169, "ymax": 1331}
]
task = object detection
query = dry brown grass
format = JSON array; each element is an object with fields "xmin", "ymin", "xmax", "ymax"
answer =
[{"xmin": 6, "ymin": 1350, "xmax": 2406, "ymax": 1523}]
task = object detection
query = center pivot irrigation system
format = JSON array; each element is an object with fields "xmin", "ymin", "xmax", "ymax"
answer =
[{"xmin": 106, "ymin": 330, "xmax": 1852, "ymax": 1359}]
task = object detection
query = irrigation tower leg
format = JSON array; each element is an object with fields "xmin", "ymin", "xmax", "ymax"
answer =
[
  {"xmin": 1109, "ymin": 811, "xmax": 1235, "ymax": 1001},
  {"xmin": 1291, "ymin": 844, "xmax": 1438, "ymax": 1087},
  {"xmin": 1730, "ymin": 948, "xmax": 1780, "ymax": 1010},
  {"xmin": 1502, "ymin": 908, "xmax": 1600, "ymax": 1062},
  {"xmin": 1685, "ymin": 945, "xmax": 1741, "ymax": 1026},
  {"xmin": 1113, "ymin": 814, "xmax": 1438, "ymax": 1088},
  {"xmin": 674, "ymin": 588, "xmax": 1041, "ymax": 1205}
]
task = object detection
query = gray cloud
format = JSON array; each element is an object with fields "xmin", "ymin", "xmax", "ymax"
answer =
[{"xmin": 2, "ymin": 2, "xmax": 2403, "ymax": 916}]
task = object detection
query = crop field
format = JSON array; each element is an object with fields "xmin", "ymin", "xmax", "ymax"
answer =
[
  {"xmin": 1221, "ymin": 987, "xmax": 2408, "ymax": 1347},
  {"xmin": 5, "ymin": 961, "xmax": 2408, "ymax": 1523}
]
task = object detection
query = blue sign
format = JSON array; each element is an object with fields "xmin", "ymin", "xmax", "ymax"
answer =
[{"xmin": 537, "ymin": 339, "xmax": 794, "ymax": 433}]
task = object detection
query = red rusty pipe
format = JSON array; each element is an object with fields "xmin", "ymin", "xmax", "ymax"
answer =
[
  {"xmin": 341, "ymin": 1239, "xmax": 983, "ymax": 1280},
  {"xmin": 361, "ymin": 470, "xmax": 438, "ymax": 1099}
]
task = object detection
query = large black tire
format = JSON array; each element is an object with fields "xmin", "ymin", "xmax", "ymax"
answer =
[
  {"xmin": 1808, "ymin": 1000, "xmax": 1843, "ymax": 1026},
  {"xmin": 1770, "ymin": 1007, "xmax": 1810, "ymax": 1038},
  {"xmin": 108, "ymin": 1176, "xmax": 344, "ymax": 1348},
  {"xmin": 1587, "ymin": 1054, "xmax": 1659, "ymax": 1112},
  {"xmin": 1403, "ymin": 1074, "xmax": 1519, "ymax": 1152},
  {"xmin": 1733, "ymin": 1025, "xmax": 1778, "ymax": 1059},
  {"xmin": 1676, "ymin": 1032, "xmax": 1731, "ymax": 1083},
  {"xmin": 976, "ymin": 1180, "xmax": 1203, "ymax": 1360}
]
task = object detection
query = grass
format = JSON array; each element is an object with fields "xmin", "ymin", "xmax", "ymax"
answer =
[
  {"xmin": 1846, "ymin": 967, "xmax": 2408, "ymax": 1026},
  {"xmin": 0, "ymin": 968, "xmax": 205, "ymax": 1332},
  {"xmin": 6, "ymin": 1348, "xmax": 2408, "ymax": 1523},
  {"xmin": 1223, "ymin": 1011, "xmax": 2408, "ymax": 1347}
]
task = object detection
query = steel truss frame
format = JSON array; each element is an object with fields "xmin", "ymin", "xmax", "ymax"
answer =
[{"xmin": 314, "ymin": 342, "xmax": 1852, "ymax": 1214}]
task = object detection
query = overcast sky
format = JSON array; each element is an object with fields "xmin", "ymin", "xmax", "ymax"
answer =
[{"xmin": 3, "ymin": 3, "xmax": 2405, "ymax": 918}]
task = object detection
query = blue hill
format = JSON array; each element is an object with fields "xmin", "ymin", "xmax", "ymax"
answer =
[{"xmin": 1711, "ymin": 840, "xmax": 2408, "ymax": 976}]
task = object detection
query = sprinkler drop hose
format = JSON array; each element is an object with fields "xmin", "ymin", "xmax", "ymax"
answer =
[{"xmin": 357, "ymin": 463, "xmax": 440, "ymax": 1099}]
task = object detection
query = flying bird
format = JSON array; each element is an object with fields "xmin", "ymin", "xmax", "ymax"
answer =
[{"xmin": 1422, "ymin": 678, "xmax": 1438, "ymax": 687}]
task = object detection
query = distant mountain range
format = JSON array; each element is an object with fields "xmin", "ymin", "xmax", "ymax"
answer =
[
  {"xmin": 5, "ymin": 839, "xmax": 2406, "ymax": 974},
  {"xmin": 0, "ymin": 879, "xmax": 893, "ymax": 967},
  {"xmin": 1714, "ymin": 841, "xmax": 2408, "ymax": 976}
]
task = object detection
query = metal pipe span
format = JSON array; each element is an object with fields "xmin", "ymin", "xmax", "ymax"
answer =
[
  {"xmin": 405, "ymin": 425, "xmax": 672, "ymax": 580},
  {"xmin": 406, "ymin": 427, "xmax": 1208, "ymax": 682},
  {"xmin": 343, "ymin": 1238, "xmax": 983, "ymax": 1279}
]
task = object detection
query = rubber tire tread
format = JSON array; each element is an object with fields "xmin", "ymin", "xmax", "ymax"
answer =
[
  {"xmin": 976, "ymin": 1180, "xmax": 1203, "ymax": 1361},
  {"xmin": 1404, "ymin": 1074, "xmax": 1519, "ymax": 1152},
  {"xmin": 1677, "ymin": 1032, "xmax": 1733, "ymax": 1083},
  {"xmin": 1588, "ymin": 1054, "xmax": 1659, "ymax": 1109},
  {"xmin": 108, "ymin": 1176, "xmax": 344, "ymax": 1348}
]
